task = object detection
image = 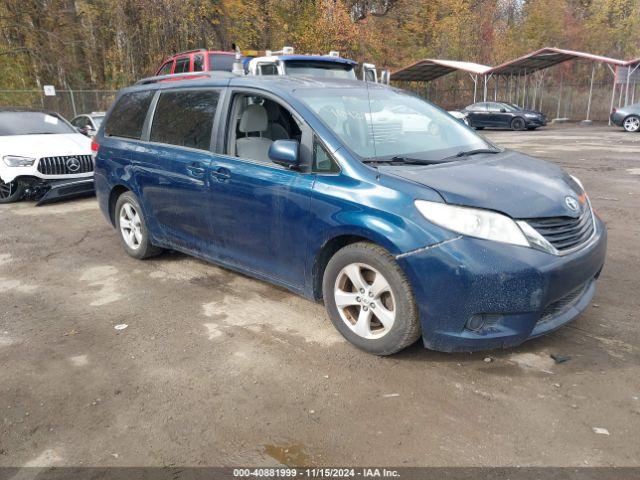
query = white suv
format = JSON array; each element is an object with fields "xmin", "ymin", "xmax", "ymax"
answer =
[{"xmin": 0, "ymin": 108, "xmax": 94, "ymax": 204}]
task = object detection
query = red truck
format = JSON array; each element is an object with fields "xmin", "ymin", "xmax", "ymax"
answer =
[{"xmin": 154, "ymin": 49, "xmax": 235, "ymax": 76}]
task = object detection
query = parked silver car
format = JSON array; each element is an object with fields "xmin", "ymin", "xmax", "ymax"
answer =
[{"xmin": 610, "ymin": 103, "xmax": 640, "ymax": 132}]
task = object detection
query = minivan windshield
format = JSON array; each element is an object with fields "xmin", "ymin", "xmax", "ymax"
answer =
[
  {"xmin": 301, "ymin": 87, "xmax": 493, "ymax": 162},
  {"xmin": 285, "ymin": 61, "xmax": 357, "ymax": 80},
  {"xmin": 0, "ymin": 111, "xmax": 76, "ymax": 136}
]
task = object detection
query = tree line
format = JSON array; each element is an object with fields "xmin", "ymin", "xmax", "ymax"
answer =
[{"xmin": 0, "ymin": 0, "xmax": 638, "ymax": 90}]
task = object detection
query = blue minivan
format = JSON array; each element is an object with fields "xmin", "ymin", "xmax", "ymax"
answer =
[{"xmin": 94, "ymin": 73, "xmax": 606, "ymax": 355}]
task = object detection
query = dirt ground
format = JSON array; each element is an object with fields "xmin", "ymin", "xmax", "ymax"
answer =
[{"xmin": 1, "ymin": 125, "xmax": 639, "ymax": 468}]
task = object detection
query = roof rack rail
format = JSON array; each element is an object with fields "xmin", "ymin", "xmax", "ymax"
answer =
[
  {"xmin": 172, "ymin": 48, "xmax": 208, "ymax": 56},
  {"xmin": 136, "ymin": 70, "xmax": 235, "ymax": 85}
]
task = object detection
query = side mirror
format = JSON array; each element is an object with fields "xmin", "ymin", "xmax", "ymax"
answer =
[
  {"xmin": 500, "ymin": 108, "xmax": 507, "ymax": 113},
  {"xmin": 269, "ymin": 140, "xmax": 300, "ymax": 169}
]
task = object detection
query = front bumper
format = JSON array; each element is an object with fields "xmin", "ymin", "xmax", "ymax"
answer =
[
  {"xmin": 35, "ymin": 178, "xmax": 95, "ymax": 205},
  {"xmin": 525, "ymin": 117, "xmax": 546, "ymax": 127},
  {"xmin": 397, "ymin": 217, "xmax": 607, "ymax": 352}
]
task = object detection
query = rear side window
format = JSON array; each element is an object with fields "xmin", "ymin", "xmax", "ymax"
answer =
[
  {"xmin": 174, "ymin": 57, "xmax": 190, "ymax": 73},
  {"xmin": 150, "ymin": 90, "xmax": 220, "ymax": 150},
  {"xmin": 208, "ymin": 53, "xmax": 235, "ymax": 72},
  {"xmin": 259, "ymin": 63, "xmax": 278, "ymax": 75},
  {"xmin": 104, "ymin": 91, "xmax": 154, "ymax": 139}
]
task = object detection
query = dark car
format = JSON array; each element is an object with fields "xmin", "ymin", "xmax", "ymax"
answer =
[
  {"xmin": 610, "ymin": 102, "xmax": 640, "ymax": 132},
  {"xmin": 93, "ymin": 73, "xmax": 605, "ymax": 355},
  {"xmin": 70, "ymin": 112, "xmax": 105, "ymax": 137},
  {"xmin": 462, "ymin": 102, "xmax": 547, "ymax": 130}
]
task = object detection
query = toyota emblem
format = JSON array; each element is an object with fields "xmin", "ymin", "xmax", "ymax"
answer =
[
  {"xmin": 565, "ymin": 196, "xmax": 579, "ymax": 212},
  {"xmin": 66, "ymin": 157, "xmax": 81, "ymax": 172}
]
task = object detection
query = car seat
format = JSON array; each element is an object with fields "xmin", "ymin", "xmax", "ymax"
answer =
[{"xmin": 236, "ymin": 104, "xmax": 273, "ymax": 162}]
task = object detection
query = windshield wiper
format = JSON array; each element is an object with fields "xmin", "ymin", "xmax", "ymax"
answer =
[
  {"xmin": 364, "ymin": 156, "xmax": 443, "ymax": 166},
  {"xmin": 452, "ymin": 148, "xmax": 500, "ymax": 158}
]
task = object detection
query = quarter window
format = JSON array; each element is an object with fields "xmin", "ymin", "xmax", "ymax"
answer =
[
  {"xmin": 312, "ymin": 137, "xmax": 339, "ymax": 173},
  {"xmin": 104, "ymin": 90, "xmax": 154, "ymax": 139},
  {"xmin": 150, "ymin": 90, "xmax": 220, "ymax": 150},
  {"xmin": 158, "ymin": 61, "xmax": 173, "ymax": 75}
]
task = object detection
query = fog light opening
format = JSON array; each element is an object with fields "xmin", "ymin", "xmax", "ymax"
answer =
[{"xmin": 466, "ymin": 314, "xmax": 486, "ymax": 332}]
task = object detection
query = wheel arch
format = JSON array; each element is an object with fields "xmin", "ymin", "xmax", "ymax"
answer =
[
  {"xmin": 108, "ymin": 184, "xmax": 130, "ymax": 226},
  {"xmin": 311, "ymin": 229, "xmax": 400, "ymax": 301}
]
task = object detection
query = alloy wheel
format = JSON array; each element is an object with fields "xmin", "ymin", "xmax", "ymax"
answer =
[
  {"xmin": 119, "ymin": 202, "xmax": 143, "ymax": 250},
  {"xmin": 0, "ymin": 179, "xmax": 14, "ymax": 200},
  {"xmin": 512, "ymin": 118, "xmax": 526, "ymax": 131},
  {"xmin": 623, "ymin": 116, "xmax": 640, "ymax": 132},
  {"xmin": 334, "ymin": 262, "xmax": 396, "ymax": 339}
]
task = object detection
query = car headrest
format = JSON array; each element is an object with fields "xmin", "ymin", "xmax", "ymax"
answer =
[
  {"xmin": 264, "ymin": 101, "xmax": 280, "ymax": 121},
  {"xmin": 239, "ymin": 104, "xmax": 268, "ymax": 133}
]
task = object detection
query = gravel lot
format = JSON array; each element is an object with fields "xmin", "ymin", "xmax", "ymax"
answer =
[{"xmin": 1, "ymin": 125, "xmax": 639, "ymax": 468}]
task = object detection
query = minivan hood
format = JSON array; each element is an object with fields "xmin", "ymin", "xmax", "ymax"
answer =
[
  {"xmin": 381, "ymin": 150, "xmax": 582, "ymax": 219},
  {"xmin": 0, "ymin": 133, "xmax": 91, "ymax": 159}
]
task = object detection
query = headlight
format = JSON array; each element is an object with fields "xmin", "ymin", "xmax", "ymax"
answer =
[
  {"xmin": 524, "ymin": 113, "xmax": 538, "ymax": 118},
  {"xmin": 415, "ymin": 200, "xmax": 529, "ymax": 247},
  {"xmin": 3, "ymin": 155, "xmax": 36, "ymax": 167}
]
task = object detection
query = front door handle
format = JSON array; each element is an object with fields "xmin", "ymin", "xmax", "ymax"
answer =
[
  {"xmin": 186, "ymin": 163, "xmax": 206, "ymax": 178},
  {"xmin": 210, "ymin": 167, "xmax": 231, "ymax": 182}
]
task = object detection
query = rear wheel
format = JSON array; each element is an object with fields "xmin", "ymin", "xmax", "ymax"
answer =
[
  {"xmin": 623, "ymin": 115, "xmax": 640, "ymax": 132},
  {"xmin": 511, "ymin": 117, "xmax": 526, "ymax": 131},
  {"xmin": 115, "ymin": 192, "xmax": 162, "ymax": 259},
  {"xmin": 322, "ymin": 242, "xmax": 421, "ymax": 355},
  {"xmin": 0, "ymin": 179, "xmax": 24, "ymax": 204}
]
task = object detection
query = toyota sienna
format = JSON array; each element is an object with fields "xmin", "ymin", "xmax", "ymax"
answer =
[{"xmin": 93, "ymin": 73, "xmax": 606, "ymax": 355}]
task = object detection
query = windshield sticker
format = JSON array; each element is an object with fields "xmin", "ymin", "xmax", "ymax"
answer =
[{"xmin": 44, "ymin": 115, "xmax": 59, "ymax": 125}]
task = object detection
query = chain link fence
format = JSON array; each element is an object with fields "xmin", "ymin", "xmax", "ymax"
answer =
[
  {"xmin": 1, "ymin": 81, "xmax": 637, "ymax": 122},
  {"xmin": 398, "ymin": 80, "xmax": 639, "ymax": 122},
  {"xmin": 0, "ymin": 89, "xmax": 117, "ymax": 120}
]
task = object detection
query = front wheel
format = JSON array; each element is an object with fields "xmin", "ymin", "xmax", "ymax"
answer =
[
  {"xmin": 115, "ymin": 192, "xmax": 162, "ymax": 259},
  {"xmin": 623, "ymin": 115, "xmax": 640, "ymax": 132},
  {"xmin": 0, "ymin": 179, "xmax": 24, "ymax": 204},
  {"xmin": 322, "ymin": 242, "xmax": 421, "ymax": 355},
  {"xmin": 511, "ymin": 117, "xmax": 526, "ymax": 131}
]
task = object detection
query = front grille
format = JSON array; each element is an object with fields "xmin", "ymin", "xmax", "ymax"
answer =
[
  {"xmin": 37, "ymin": 155, "xmax": 93, "ymax": 176},
  {"xmin": 526, "ymin": 207, "xmax": 594, "ymax": 253},
  {"xmin": 538, "ymin": 281, "xmax": 591, "ymax": 325}
]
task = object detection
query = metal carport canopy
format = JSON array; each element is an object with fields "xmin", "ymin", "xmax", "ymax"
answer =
[
  {"xmin": 489, "ymin": 47, "xmax": 626, "ymax": 75},
  {"xmin": 391, "ymin": 59, "xmax": 491, "ymax": 82}
]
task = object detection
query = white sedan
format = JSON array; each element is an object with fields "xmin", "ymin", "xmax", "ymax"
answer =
[{"xmin": 0, "ymin": 108, "xmax": 94, "ymax": 204}]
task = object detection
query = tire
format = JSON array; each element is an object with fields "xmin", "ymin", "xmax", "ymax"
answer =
[
  {"xmin": 114, "ymin": 191, "xmax": 162, "ymax": 259},
  {"xmin": 623, "ymin": 115, "xmax": 640, "ymax": 133},
  {"xmin": 322, "ymin": 242, "xmax": 421, "ymax": 355},
  {"xmin": 511, "ymin": 117, "xmax": 526, "ymax": 131},
  {"xmin": 0, "ymin": 179, "xmax": 24, "ymax": 204}
]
